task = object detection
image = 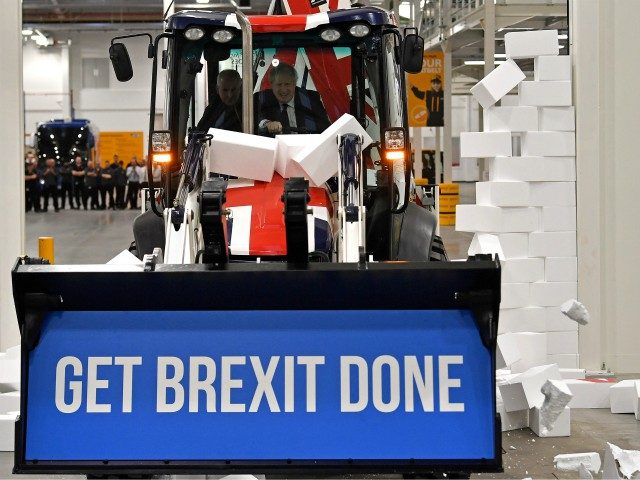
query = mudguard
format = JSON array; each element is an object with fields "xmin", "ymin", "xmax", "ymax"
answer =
[{"xmin": 12, "ymin": 258, "xmax": 501, "ymax": 476}]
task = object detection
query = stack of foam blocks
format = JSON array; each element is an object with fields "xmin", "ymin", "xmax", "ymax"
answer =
[
  {"xmin": 457, "ymin": 29, "xmax": 580, "ymax": 434},
  {"xmin": 0, "ymin": 346, "xmax": 20, "ymax": 451}
]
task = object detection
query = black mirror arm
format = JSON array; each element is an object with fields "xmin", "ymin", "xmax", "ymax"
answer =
[{"xmin": 111, "ymin": 33, "xmax": 155, "ymax": 58}]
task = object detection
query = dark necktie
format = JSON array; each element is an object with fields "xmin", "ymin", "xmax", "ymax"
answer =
[{"xmin": 280, "ymin": 104, "xmax": 290, "ymax": 130}]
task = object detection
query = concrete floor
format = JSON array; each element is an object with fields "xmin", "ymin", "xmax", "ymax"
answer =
[{"xmin": 11, "ymin": 209, "xmax": 639, "ymax": 479}]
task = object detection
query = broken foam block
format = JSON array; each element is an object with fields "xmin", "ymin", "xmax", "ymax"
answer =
[
  {"xmin": 603, "ymin": 443, "xmax": 640, "ymax": 480},
  {"xmin": 561, "ymin": 298, "xmax": 590, "ymax": 325},
  {"xmin": 497, "ymin": 333, "xmax": 522, "ymax": 369},
  {"xmin": 208, "ymin": 128, "xmax": 277, "ymax": 182},
  {"xmin": 530, "ymin": 405, "xmax": 570, "ymax": 437},
  {"xmin": 539, "ymin": 379, "xmax": 573, "ymax": 433},
  {"xmin": 499, "ymin": 364, "xmax": 561, "ymax": 412},
  {"xmin": 566, "ymin": 379, "xmax": 615, "ymax": 409},
  {"xmin": 468, "ymin": 233, "xmax": 504, "ymax": 259},
  {"xmin": 554, "ymin": 452, "xmax": 602, "ymax": 474}
]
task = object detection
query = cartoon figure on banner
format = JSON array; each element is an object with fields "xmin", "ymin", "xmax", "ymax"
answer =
[{"xmin": 407, "ymin": 51, "xmax": 445, "ymax": 127}]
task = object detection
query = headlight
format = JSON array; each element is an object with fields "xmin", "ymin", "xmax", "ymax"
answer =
[
  {"xmin": 151, "ymin": 131, "xmax": 171, "ymax": 153},
  {"xmin": 320, "ymin": 28, "xmax": 341, "ymax": 42},
  {"xmin": 184, "ymin": 27, "xmax": 205, "ymax": 41},
  {"xmin": 383, "ymin": 128, "xmax": 406, "ymax": 162},
  {"xmin": 212, "ymin": 29, "xmax": 234, "ymax": 43},
  {"xmin": 349, "ymin": 23, "xmax": 370, "ymax": 38}
]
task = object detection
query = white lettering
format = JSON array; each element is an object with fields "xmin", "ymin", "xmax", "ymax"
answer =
[
  {"xmin": 221, "ymin": 356, "xmax": 246, "ymax": 412},
  {"xmin": 157, "ymin": 357, "xmax": 184, "ymax": 413},
  {"xmin": 55, "ymin": 356, "xmax": 83, "ymax": 413},
  {"xmin": 340, "ymin": 356, "xmax": 368, "ymax": 412},
  {"xmin": 372, "ymin": 355, "xmax": 400, "ymax": 413},
  {"xmin": 284, "ymin": 356, "xmax": 295, "ymax": 412},
  {"xmin": 189, "ymin": 356, "xmax": 216, "ymax": 413},
  {"xmin": 404, "ymin": 356, "xmax": 434, "ymax": 412},
  {"xmin": 297, "ymin": 356, "xmax": 325, "ymax": 412},
  {"xmin": 87, "ymin": 357, "xmax": 112, "ymax": 413},
  {"xmin": 249, "ymin": 356, "xmax": 280, "ymax": 412},
  {"xmin": 439, "ymin": 356, "xmax": 464, "ymax": 412},
  {"xmin": 114, "ymin": 356, "xmax": 142, "ymax": 413}
]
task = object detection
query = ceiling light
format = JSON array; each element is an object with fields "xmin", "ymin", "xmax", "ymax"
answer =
[
  {"xmin": 494, "ymin": 53, "xmax": 507, "ymax": 58},
  {"xmin": 464, "ymin": 60, "xmax": 505, "ymax": 66},
  {"xmin": 558, "ymin": 34, "xmax": 568, "ymax": 40},
  {"xmin": 22, "ymin": 28, "xmax": 33, "ymax": 36},
  {"xmin": 195, "ymin": 0, "xmax": 210, "ymax": 3}
]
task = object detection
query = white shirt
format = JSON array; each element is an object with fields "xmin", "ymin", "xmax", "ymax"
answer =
[{"xmin": 135, "ymin": 165, "xmax": 148, "ymax": 184}]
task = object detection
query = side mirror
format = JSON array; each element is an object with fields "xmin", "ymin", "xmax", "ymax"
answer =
[
  {"xmin": 109, "ymin": 42, "xmax": 133, "ymax": 82},
  {"xmin": 401, "ymin": 32, "xmax": 424, "ymax": 74}
]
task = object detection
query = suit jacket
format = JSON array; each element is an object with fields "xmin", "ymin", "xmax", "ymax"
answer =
[
  {"xmin": 254, "ymin": 88, "xmax": 331, "ymax": 135},
  {"xmin": 196, "ymin": 98, "xmax": 243, "ymax": 132}
]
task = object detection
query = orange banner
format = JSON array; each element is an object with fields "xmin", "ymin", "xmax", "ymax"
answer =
[
  {"xmin": 407, "ymin": 51, "xmax": 444, "ymax": 127},
  {"xmin": 98, "ymin": 131, "xmax": 144, "ymax": 166}
]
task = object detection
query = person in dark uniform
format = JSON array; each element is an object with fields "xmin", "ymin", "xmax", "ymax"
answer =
[
  {"xmin": 255, "ymin": 62, "xmax": 330, "ymax": 136},
  {"xmin": 126, "ymin": 157, "xmax": 140, "ymax": 209},
  {"xmin": 99, "ymin": 159, "xmax": 115, "ymax": 210},
  {"xmin": 84, "ymin": 160, "xmax": 100, "ymax": 210},
  {"xmin": 24, "ymin": 160, "xmax": 41, "ymax": 212},
  {"xmin": 71, "ymin": 155, "xmax": 87, "ymax": 210},
  {"xmin": 196, "ymin": 70, "xmax": 243, "ymax": 132},
  {"xmin": 411, "ymin": 76, "xmax": 444, "ymax": 127},
  {"xmin": 41, "ymin": 158, "xmax": 60, "ymax": 212},
  {"xmin": 114, "ymin": 160, "xmax": 127, "ymax": 209},
  {"xmin": 59, "ymin": 160, "xmax": 75, "ymax": 209}
]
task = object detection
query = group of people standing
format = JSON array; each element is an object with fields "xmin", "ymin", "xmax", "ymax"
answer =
[{"xmin": 24, "ymin": 153, "xmax": 161, "ymax": 213}]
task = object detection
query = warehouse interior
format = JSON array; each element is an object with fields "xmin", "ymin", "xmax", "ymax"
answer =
[{"xmin": 0, "ymin": 0, "xmax": 639, "ymax": 479}]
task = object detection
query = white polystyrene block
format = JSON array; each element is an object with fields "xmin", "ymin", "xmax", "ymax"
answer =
[
  {"xmin": 489, "ymin": 157, "xmax": 576, "ymax": 182},
  {"xmin": 499, "ymin": 405, "xmax": 529, "ymax": 431},
  {"xmin": 502, "ymin": 258, "xmax": 545, "ymax": 283},
  {"xmin": 501, "ymin": 95, "xmax": 519, "ymax": 106},
  {"xmin": 529, "ymin": 181, "xmax": 576, "ymax": 207},
  {"xmin": 0, "ymin": 347, "xmax": 20, "ymax": 393},
  {"xmin": 0, "ymin": 411, "xmax": 17, "ymax": 451},
  {"xmin": 274, "ymin": 134, "xmax": 321, "ymax": 180},
  {"xmin": 510, "ymin": 332, "xmax": 548, "ymax": 373},
  {"xmin": 560, "ymin": 368, "xmax": 586, "ymax": 380},
  {"xmin": 476, "ymin": 181, "xmax": 530, "ymax": 207},
  {"xmin": 499, "ymin": 364, "xmax": 561, "ymax": 412},
  {"xmin": 293, "ymin": 114, "xmax": 373, "ymax": 186},
  {"xmin": 531, "ymin": 405, "xmax": 570, "ymax": 437},
  {"xmin": 547, "ymin": 331, "xmax": 579, "ymax": 355},
  {"xmin": 501, "ymin": 283, "xmax": 530, "ymax": 309},
  {"xmin": 555, "ymin": 452, "xmax": 602, "ymax": 474},
  {"xmin": 542, "ymin": 206, "xmax": 576, "ymax": 231},
  {"xmin": 539, "ymin": 107, "xmax": 576, "ymax": 132},
  {"xmin": 545, "ymin": 257, "xmax": 577, "ymax": 282},
  {"xmin": 0, "ymin": 392, "xmax": 19, "ymax": 414},
  {"xmin": 546, "ymin": 306, "xmax": 579, "ymax": 332},
  {"xmin": 499, "ymin": 307, "xmax": 546, "ymax": 334},
  {"xmin": 470, "ymin": 59, "xmax": 526, "ymax": 109},
  {"xmin": 484, "ymin": 106, "xmax": 539, "ymax": 132},
  {"xmin": 497, "ymin": 333, "xmax": 522, "ymax": 369},
  {"xmin": 530, "ymin": 281, "xmax": 578, "ymax": 307},
  {"xmin": 535, "ymin": 55, "xmax": 571, "ymax": 81},
  {"xmin": 565, "ymin": 379, "xmax": 614, "ymax": 408},
  {"xmin": 208, "ymin": 129, "xmax": 277, "ymax": 182},
  {"xmin": 505, "ymin": 30, "xmax": 559, "ymax": 59},
  {"xmin": 522, "ymin": 132, "xmax": 576, "ymax": 157},
  {"xmin": 106, "ymin": 249, "xmax": 143, "ymax": 266},
  {"xmin": 529, "ymin": 231, "xmax": 576, "ymax": 257},
  {"xmin": 634, "ymin": 381, "xmax": 640, "ymax": 420},
  {"xmin": 519, "ymin": 81, "xmax": 572, "ymax": 107},
  {"xmin": 610, "ymin": 380, "xmax": 640, "ymax": 414},
  {"xmin": 549, "ymin": 354, "xmax": 580, "ymax": 369},
  {"xmin": 460, "ymin": 131, "xmax": 512, "ymax": 158},
  {"xmin": 456, "ymin": 205, "xmax": 539, "ymax": 233},
  {"xmin": 468, "ymin": 233, "xmax": 504, "ymax": 259},
  {"xmin": 603, "ymin": 442, "xmax": 640, "ymax": 480},
  {"xmin": 498, "ymin": 233, "xmax": 529, "ymax": 258}
]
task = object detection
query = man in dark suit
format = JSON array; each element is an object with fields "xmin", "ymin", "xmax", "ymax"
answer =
[
  {"xmin": 196, "ymin": 69, "xmax": 243, "ymax": 132},
  {"xmin": 255, "ymin": 62, "xmax": 330, "ymax": 136}
]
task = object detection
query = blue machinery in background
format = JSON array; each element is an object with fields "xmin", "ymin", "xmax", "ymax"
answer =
[{"xmin": 12, "ymin": 259, "xmax": 502, "ymax": 476}]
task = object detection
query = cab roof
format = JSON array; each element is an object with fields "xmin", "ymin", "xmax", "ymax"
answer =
[{"xmin": 166, "ymin": 7, "xmax": 395, "ymax": 33}]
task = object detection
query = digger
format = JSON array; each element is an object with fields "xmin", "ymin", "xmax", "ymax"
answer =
[{"xmin": 11, "ymin": 2, "xmax": 502, "ymax": 477}]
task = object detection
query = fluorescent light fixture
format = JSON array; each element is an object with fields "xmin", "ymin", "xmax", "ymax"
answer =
[
  {"xmin": 464, "ymin": 60, "xmax": 505, "ymax": 66},
  {"xmin": 196, "ymin": 0, "xmax": 210, "ymax": 3},
  {"xmin": 558, "ymin": 34, "xmax": 568, "ymax": 40},
  {"xmin": 22, "ymin": 28, "xmax": 33, "ymax": 35},
  {"xmin": 494, "ymin": 53, "xmax": 507, "ymax": 58}
]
